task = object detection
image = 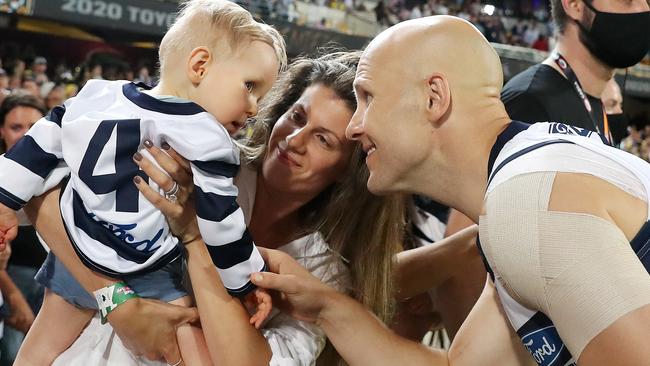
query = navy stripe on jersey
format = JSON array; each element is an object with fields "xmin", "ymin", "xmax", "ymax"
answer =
[
  {"xmin": 194, "ymin": 186, "xmax": 240, "ymax": 222},
  {"xmin": 193, "ymin": 160, "xmax": 239, "ymax": 178},
  {"xmin": 487, "ymin": 121, "xmax": 531, "ymax": 178},
  {"xmin": 46, "ymin": 105, "xmax": 66, "ymax": 126},
  {"xmin": 72, "ymin": 189, "xmax": 161, "ymax": 265},
  {"xmin": 487, "ymin": 140, "xmax": 573, "ymax": 187},
  {"xmin": 5, "ymin": 135, "xmax": 60, "ymax": 179},
  {"xmin": 207, "ymin": 229, "xmax": 255, "ymax": 269},
  {"xmin": 123, "ymin": 83, "xmax": 205, "ymax": 116},
  {"xmin": 0, "ymin": 186, "xmax": 26, "ymax": 210}
]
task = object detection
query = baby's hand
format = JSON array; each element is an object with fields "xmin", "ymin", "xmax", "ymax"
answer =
[
  {"xmin": 243, "ymin": 288, "xmax": 273, "ymax": 329},
  {"xmin": 0, "ymin": 204, "xmax": 18, "ymax": 251}
]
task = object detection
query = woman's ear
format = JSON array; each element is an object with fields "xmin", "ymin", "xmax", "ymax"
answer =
[
  {"xmin": 186, "ymin": 46, "xmax": 211, "ymax": 85},
  {"xmin": 425, "ymin": 73, "xmax": 451, "ymax": 127}
]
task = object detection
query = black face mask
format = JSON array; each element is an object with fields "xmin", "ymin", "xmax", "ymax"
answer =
[
  {"xmin": 607, "ymin": 113, "xmax": 630, "ymax": 144},
  {"xmin": 574, "ymin": 1, "xmax": 650, "ymax": 68}
]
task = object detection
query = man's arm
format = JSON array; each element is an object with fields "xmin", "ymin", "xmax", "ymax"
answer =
[{"xmin": 252, "ymin": 248, "xmax": 534, "ymax": 366}]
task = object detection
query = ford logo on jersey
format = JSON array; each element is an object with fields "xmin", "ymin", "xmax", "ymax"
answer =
[{"xmin": 517, "ymin": 312, "xmax": 576, "ymax": 366}]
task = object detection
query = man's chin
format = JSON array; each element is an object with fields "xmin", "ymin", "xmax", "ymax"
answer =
[{"xmin": 366, "ymin": 175, "xmax": 395, "ymax": 195}]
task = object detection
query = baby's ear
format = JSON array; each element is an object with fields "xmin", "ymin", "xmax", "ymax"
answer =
[{"xmin": 187, "ymin": 46, "xmax": 211, "ymax": 85}]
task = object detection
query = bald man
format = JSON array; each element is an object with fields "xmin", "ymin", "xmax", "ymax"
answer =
[{"xmin": 251, "ymin": 15, "xmax": 650, "ymax": 366}]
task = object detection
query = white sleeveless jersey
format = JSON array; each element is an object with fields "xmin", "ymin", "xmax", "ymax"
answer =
[
  {"xmin": 482, "ymin": 121, "xmax": 650, "ymax": 366},
  {"xmin": 0, "ymin": 80, "xmax": 264, "ymax": 295}
]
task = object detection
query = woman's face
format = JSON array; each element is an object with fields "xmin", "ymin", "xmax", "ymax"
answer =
[
  {"xmin": 1, "ymin": 106, "xmax": 43, "ymax": 151},
  {"xmin": 262, "ymin": 84, "xmax": 355, "ymax": 198}
]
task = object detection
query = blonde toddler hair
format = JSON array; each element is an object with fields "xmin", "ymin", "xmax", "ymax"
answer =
[{"xmin": 159, "ymin": 0, "xmax": 287, "ymax": 78}]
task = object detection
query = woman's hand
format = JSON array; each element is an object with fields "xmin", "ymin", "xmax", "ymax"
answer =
[
  {"xmin": 251, "ymin": 248, "xmax": 340, "ymax": 324},
  {"xmin": 132, "ymin": 141, "xmax": 200, "ymax": 244}
]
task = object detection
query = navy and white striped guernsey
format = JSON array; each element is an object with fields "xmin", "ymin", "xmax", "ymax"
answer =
[
  {"xmin": 478, "ymin": 121, "xmax": 650, "ymax": 366},
  {"xmin": 0, "ymin": 80, "xmax": 265, "ymax": 296}
]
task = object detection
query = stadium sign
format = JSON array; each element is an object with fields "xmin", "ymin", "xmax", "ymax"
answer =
[{"xmin": 32, "ymin": 0, "xmax": 179, "ymax": 35}]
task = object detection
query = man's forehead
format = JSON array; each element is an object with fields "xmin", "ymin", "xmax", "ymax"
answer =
[{"xmin": 356, "ymin": 48, "xmax": 401, "ymax": 85}]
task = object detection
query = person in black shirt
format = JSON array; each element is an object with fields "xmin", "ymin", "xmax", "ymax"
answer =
[{"xmin": 502, "ymin": 0, "xmax": 650, "ymax": 145}]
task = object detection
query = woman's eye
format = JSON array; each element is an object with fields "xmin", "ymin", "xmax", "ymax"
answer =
[
  {"xmin": 245, "ymin": 82, "xmax": 254, "ymax": 92},
  {"xmin": 291, "ymin": 111, "xmax": 305, "ymax": 125},
  {"xmin": 317, "ymin": 134, "xmax": 329, "ymax": 147}
]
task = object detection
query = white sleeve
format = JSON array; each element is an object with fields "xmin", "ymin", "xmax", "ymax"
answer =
[
  {"xmin": 0, "ymin": 105, "xmax": 67, "ymax": 209},
  {"xmin": 156, "ymin": 115, "xmax": 264, "ymax": 296},
  {"xmin": 262, "ymin": 234, "xmax": 351, "ymax": 366},
  {"xmin": 264, "ymin": 312, "xmax": 327, "ymax": 366}
]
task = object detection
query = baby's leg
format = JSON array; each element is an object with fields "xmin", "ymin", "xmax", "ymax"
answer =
[
  {"xmin": 170, "ymin": 296, "xmax": 213, "ymax": 366},
  {"xmin": 15, "ymin": 289, "xmax": 94, "ymax": 366}
]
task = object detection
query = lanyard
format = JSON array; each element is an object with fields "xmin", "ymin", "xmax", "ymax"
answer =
[{"xmin": 552, "ymin": 53, "xmax": 612, "ymax": 145}]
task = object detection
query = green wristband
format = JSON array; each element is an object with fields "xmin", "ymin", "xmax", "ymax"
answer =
[{"xmin": 93, "ymin": 282, "xmax": 140, "ymax": 324}]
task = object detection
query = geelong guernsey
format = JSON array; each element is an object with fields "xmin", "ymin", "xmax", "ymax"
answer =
[
  {"xmin": 0, "ymin": 80, "xmax": 264, "ymax": 296},
  {"xmin": 479, "ymin": 121, "xmax": 650, "ymax": 366}
]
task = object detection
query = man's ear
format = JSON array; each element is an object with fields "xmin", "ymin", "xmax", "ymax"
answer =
[
  {"xmin": 425, "ymin": 73, "xmax": 451, "ymax": 127},
  {"xmin": 562, "ymin": 0, "xmax": 585, "ymax": 24},
  {"xmin": 186, "ymin": 46, "xmax": 211, "ymax": 85}
]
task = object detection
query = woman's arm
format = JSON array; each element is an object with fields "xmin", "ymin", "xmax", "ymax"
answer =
[
  {"xmin": 394, "ymin": 224, "xmax": 478, "ymax": 301},
  {"xmin": 23, "ymin": 188, "xmax": 198, "ymax": 363},
  {"xmin": 133, "ymin": 144, "xmax": 272, "ymax": 365}
]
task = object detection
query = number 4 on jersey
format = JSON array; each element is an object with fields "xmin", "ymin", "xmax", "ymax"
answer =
[{"xmin": 79, "ymin": 119, "xmax": 145, "ymax": 213}]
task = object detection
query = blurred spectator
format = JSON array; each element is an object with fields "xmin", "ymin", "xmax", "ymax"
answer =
[
  {"xmin": 31, "ymin": 57, "xmax": 48, "ymax": 85},
  {"xmin": 601, "ymin": 78, "xmax": 629, "ymax": 144},
  {"xmin": 621, "ymin": 125, "xmax": 643, "ymax": 159},
  {"xmin": 375, "ymin": 0, "xmax": 390, "ymax": 26},
  {"xmin": 64, "ymin": 83, "xmax": 79, "ymax": 99},
  {"xmin": 0, "ymin": 92, "xmax": 47, "ymax": 365},
  {"xmin": 134, "ymin": 65, "xmax": 153, "ymax": 85},
  {"xmin": 531, "ymin": 34, "xmax": 549, "ymax": 52},
  {"xmin": 502, "ymin": 0, "xmax": 649, "ymax": 146},
  {"xmin": 0, "ymin": 68, "xmax": 8, "ymax": 92},
  {"xmin": 409, "ymin": 4, "xmax": 422, "ymax": 19},
  {"xmin": 20, "ymin": 76, "xmax": 38, "ymax": 98},
  {"xmin": 522, "ymin": 19, "xmax": 540, "ymax": 46},
  {"xmin": 90, "ymin": 64, "xmax": 104, "ymax": 80},
  {"xmin": 44, "ymin": 83, "xmax": 65, "ymax": 110}
]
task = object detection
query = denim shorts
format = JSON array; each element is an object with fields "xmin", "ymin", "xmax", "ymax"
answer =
[{"xmin": 35, "ymin": 252, "xmax": 187, "ymax": 309}]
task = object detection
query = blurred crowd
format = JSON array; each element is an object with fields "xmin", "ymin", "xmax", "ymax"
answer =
[
  {"xmin": 0, "ymin": 55, "xmax": 155, "ymax": 122},
  {"xmin": 622, "ymin": 126, "xmax": 650, "ymax": 163},
  {"xmin": 373, "ymin": 0, "xmax": 553, "ymax": 50}
]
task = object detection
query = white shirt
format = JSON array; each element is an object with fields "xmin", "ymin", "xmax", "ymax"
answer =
[{"xmin": 53, "ymin": 166, "xmax": 350, "ymax": 366}]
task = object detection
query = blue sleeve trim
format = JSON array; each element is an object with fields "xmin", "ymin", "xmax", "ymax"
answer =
[
  {"xmin": 5, "ymin": 135, "xmax": 60, "ymax": 179},
  {"xmin": 192, "ymin": 160, "xmax": 239, "ymax": 178},
  {"xmin": 224, "ymin": 263, "xmax": 267, "ymax": 297},
  {"xmin": 0, "ymin": 186, "xmax": 26, "ymax": 210},
  {"xmin": 206, "ymin": 229, "xmax": 255, "ymax": 270},
  {"xmin": 194, "ymin": 186, "xmax": 240, "ymax": 222},
  {"xmin": 45, "ymin": 105, "xmax": 66, "ymax": 126}
]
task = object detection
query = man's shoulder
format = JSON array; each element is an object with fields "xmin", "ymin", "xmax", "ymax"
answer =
[{"xmin": 503, "ymin": 64, "xmax": 566, "ymax": 98}]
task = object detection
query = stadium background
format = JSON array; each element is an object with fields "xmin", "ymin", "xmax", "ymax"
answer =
[{"xmin": 0, "ymin": 0, "xmax": 648, "ymax": 128}]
